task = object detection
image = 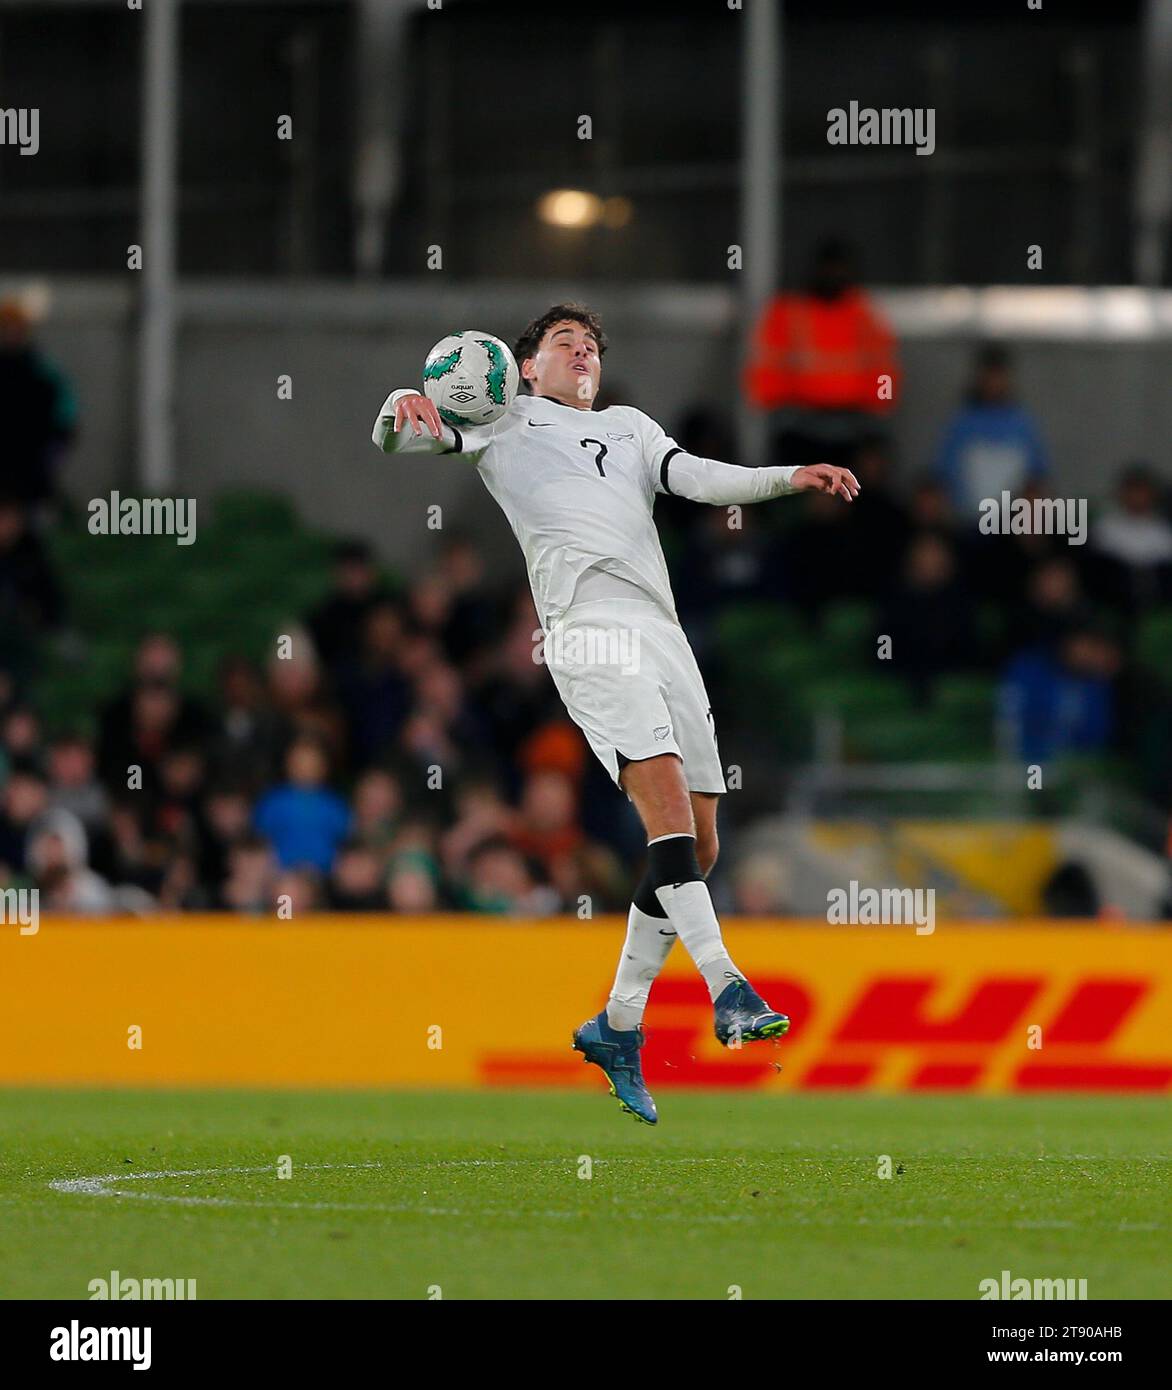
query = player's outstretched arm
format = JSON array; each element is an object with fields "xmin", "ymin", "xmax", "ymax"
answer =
[
  {"xmin": 637, "ymin": 411, "xmax": 858, "ymax": 506},
  {"xmin": 371, "ymin": 389, "xmax": 490, "ymax": 460},
  {"xmin": 661, "ymin": 451, "xmax": 860, "ymax": 505}
]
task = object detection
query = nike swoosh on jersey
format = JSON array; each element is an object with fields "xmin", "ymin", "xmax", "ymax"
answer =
[{"xmin": 527, "ymin": 421, "xmax": 555, "ymax": 427}]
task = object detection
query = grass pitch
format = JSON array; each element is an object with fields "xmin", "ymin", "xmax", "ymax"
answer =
[{"xmin": 1, "ymin": 1089, "xmax": 1168, "ymax": 1300}]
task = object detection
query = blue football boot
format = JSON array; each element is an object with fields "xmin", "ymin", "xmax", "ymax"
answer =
[
  {"xmin": 571, "ymin": 1010, "xmax": 658, "ymax": 1125},
  {"xmin": 713, "ymin": 974, "xmax": 790, "ymax": 1047}
]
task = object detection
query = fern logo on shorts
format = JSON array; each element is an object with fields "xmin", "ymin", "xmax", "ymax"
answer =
[{"xmin": 653, "ymin": 725, "xmax": 671, "ymax": 741}]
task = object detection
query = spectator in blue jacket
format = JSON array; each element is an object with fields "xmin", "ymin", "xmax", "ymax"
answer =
[
  {"xmin": 254, "ymin": 735, "xmax": 350, "ymax": 874},
  {"xmin": 998, "ymin": 626, "xmax": 1121, "ymax": 763},
  {"xmin": 935, "ymin": 344, "xmax": 1049, "ymax": 517}
]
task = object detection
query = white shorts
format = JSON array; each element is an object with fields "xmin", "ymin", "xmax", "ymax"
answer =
[{"xmin": 542, "ymin": 599, "xmax": 726, "ymax": 794}]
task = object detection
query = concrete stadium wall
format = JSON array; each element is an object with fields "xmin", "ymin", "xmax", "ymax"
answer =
[{"xmin": 16, "ymin": 280, "xmax": 1172, "ymax": 574}]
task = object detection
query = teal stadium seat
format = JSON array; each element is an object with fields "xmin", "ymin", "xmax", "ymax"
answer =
[
  {"xmin": 820, "ymin": 600, "xmax": 877, "ymax": 669},
  {"xmin": 1135, "ymin": 608, "xmax": 1172, "ymax": 687}
]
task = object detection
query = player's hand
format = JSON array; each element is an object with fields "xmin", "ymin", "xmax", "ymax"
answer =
[
  {"xmin": 393, "ymin": 392, "xmax": 444, "ymax": 440},
  {"xmin": 790, "ymin": 463, "xmax": 861, "ymax": 502}
]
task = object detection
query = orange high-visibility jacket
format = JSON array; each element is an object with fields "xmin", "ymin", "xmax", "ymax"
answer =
[{"xmin": 744, "ymin": 289, "xmax": 898, "ymax": 413}]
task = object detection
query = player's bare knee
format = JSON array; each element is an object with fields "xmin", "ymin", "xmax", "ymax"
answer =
[
  {"xmin": 623, "ymin": 753, "xmax": 695, "ymax": 841},
  {"xmin": 696, "ymin": 832, "xmax": 719, "ymax": 877}
]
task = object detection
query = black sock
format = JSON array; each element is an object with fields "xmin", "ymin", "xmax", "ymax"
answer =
[
  {"xmin": 633, "ymin": 871, "xmax": 669, "ymax": 918},
  {"xmin": 634, "ymin": 834, "xmax": 702, "ymax": 917}
]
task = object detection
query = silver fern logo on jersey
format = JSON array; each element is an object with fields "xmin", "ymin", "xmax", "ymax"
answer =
[{"xmin": 534, "ymin": 623, "xmax": 641, "ymax": 676}]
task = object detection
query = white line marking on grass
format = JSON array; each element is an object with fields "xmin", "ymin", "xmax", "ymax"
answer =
[
  {"xmin": 50, "ymin": 1162, "xmax": 385, "ymax": 1207},
  {"xmin": 46, "ymin": 1160, "xmax": 1163, "ymax": 1232}
]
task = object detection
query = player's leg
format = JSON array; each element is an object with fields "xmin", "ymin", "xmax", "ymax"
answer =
[
  {"xmin": 691, "ymin": 790, "xmax": 720, "ymax": 877},
  {"xmin": 570, "ymin": 755, "xmax": 698, "ymax": 1125},
  {"xmin": 555, "ymin": 611, "xmax": 674, "ymax": 1122},
  {"xmin": 622, "ymin": 754, "xmax": 789, "ymax": 1047},
  {"xmin": 602, "ymin": 756, "xmax": 694, "ymax": 1033},
  {"xmin": 619, "ymin": 753, "xmax": 744, "ymax": 1003},
  {"xmin": 603, "ymin": 788, "xmax": 720, "ymax": 1032}
]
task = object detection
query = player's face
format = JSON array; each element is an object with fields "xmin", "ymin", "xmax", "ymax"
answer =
[{"xmin": 525, "ymin": 321, "xmax": 602, "ymax": 406}]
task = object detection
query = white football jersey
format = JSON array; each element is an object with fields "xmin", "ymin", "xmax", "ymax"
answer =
[
  {"xmin": 378, "ymin": 393, "xmax": 684, "ymax": 628},
  {"xmin": 373, "ymin": 390, "xmax": 798, "ymax": 632}
]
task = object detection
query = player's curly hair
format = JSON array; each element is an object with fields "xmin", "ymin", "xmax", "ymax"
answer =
[{"xmin": 513, "ymin": 303, "xmax": 608, "ymax": 387}]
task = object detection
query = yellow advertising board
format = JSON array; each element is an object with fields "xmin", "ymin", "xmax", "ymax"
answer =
[{"xmin": 2, "ymin": 917, "xmax": 1170, "ymax": 1092}]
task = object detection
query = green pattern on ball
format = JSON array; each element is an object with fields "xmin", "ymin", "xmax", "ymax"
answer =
[
  {"xmin": 423, "ymin": 349, "xmax": 461, "ymax": 381},
  {"xmin": 477, "ymin": 338, "xmax": 509, "ymax": 406}
]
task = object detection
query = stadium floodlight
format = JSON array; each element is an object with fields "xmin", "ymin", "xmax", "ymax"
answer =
[{"xmin": 536, "ymin": 189, "xmax": 604, "ymax": 229}]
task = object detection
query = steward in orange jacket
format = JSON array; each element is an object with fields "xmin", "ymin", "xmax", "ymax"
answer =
[{"xmin": 744, "ymin": 241, "xmax": 899, "ymax": 443}]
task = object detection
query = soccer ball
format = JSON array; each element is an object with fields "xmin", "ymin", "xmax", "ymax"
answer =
[{"xmin": 422, "ymin": 331, "xmax": 519, "ymax": 428}]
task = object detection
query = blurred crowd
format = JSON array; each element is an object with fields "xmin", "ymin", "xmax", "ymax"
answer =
[
  {"xmin": 1, "ymin": 535, "xmax": 647, "ymax": 915},
  {"xmin": 3, "ymin": 283, "xmax": 1172, "ymax": 917}
]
